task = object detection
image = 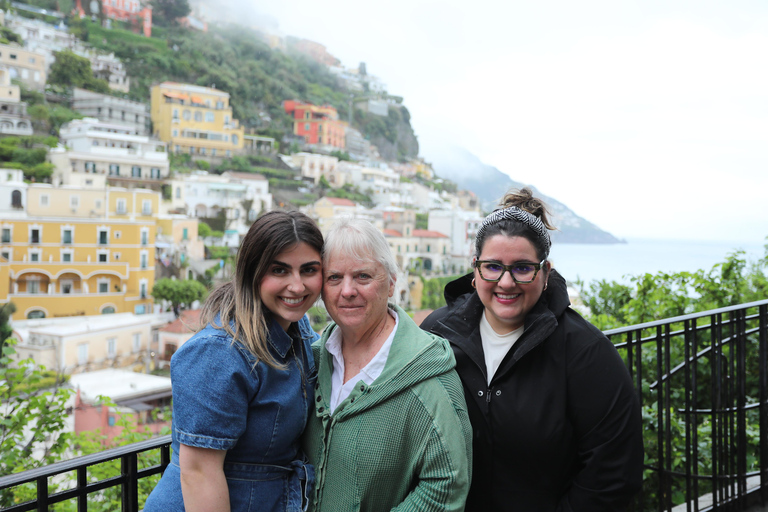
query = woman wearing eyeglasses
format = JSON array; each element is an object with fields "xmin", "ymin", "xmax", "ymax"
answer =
[{"xmin": 421, "ymin": 188, "xmax": 643, "ymax": 512}]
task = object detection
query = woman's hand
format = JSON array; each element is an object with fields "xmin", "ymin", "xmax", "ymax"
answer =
[{"xmin": 179, "ymin": 444, "xmax": 229, "ymax": 512}]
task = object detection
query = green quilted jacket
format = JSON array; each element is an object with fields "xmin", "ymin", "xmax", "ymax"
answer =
[{"xmin": 303, "ymin": 305, "xmax": 473, "ymax": 512}]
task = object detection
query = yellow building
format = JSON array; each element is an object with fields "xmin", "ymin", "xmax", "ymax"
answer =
[
  {"xmin": 150, "ymin": 82, "xmax": 245, "ymax": 158},
  {"xmin": 1, "ymin": 185, "xmax": 158, "ymax": 320},
  {"xmin": 0, "ymin": 43, "xmax": 46, "ymax": 91}
]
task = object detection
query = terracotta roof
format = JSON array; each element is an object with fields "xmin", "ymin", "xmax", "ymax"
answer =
[
  {"xmin": 324, "ymin": 197, "xmax": 356, "ymax": 206},
  {"xmin": 224, "ymin": 172, "xmax": 267, "ymax": 181},
  {"xmin": 383, "ymin": 229, "xmax": 402, "ymax": 237},
  {"xmin": 412, "ymin": 229, "xmax": 449, "ymax": 238},
  {"xmin": 160, "ymin": 310, "xmax": 202, "ymax": 333}
]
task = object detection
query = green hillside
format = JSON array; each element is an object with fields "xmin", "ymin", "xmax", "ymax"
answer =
[{"xmin": 68, "ymin": 19, "xmax": 419, "ymax": 160}]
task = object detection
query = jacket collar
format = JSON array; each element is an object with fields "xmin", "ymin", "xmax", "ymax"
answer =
[
  {"xmin": 315, "ymin": 305, "xmax": 455, "ymax": 418},
  {"xmin": 435, "ymin": 270, "xmax": 570, "ymax": 377}
]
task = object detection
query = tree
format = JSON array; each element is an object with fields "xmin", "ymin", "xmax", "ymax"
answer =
[
  {"xmin": 0, "ymin": 303, "xmax": 16, "ymax": 356},
  {"xmin": 150, "ymin": 0, "xmax": 191, "ymax": 26},
  {"xmin": 0, "ymin": 341, "xmax": 73, "ymax": 507},
  {"xmin": 48, "ymin": 51, "xmax": 110, "ymax": 93},
  {"xmin": 152, "ymin": 278, "xmax": 207, "ymax": 314}
]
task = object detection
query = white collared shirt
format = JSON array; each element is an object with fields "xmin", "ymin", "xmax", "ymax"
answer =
[{"xmin": 326, "ymin": 308, "xmax": 399, "ymax": 413}]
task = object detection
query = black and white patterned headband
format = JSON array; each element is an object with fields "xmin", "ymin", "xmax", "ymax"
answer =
[{"xmin": 475, "ymin": 207, "xmax": 552, "ymax": 256}]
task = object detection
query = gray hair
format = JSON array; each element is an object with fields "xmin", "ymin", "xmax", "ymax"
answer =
[{"xmin": 323, "ymin": 218, "xmax": 398, "ymax": 285}]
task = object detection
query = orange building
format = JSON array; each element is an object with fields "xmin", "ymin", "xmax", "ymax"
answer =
[{"xmin": 283, "ymin": 100, "xmax": 346, "ymax": 148}]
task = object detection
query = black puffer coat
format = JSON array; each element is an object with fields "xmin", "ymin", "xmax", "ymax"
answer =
[{"xmin": 420, "ymin": 270, "xmax": 643, "ymax": 511}]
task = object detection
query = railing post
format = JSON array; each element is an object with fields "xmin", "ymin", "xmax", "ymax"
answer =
[
  {"xmin": 122, "ymin": 452, "xmax": 139, "ymax": 512},
  {"xmin": 760, "ymin": 304, "xmax": 768, "ymax": 506}
]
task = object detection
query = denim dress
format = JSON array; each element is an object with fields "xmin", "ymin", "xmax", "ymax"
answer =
[{"xmin": 144, "ymin": 315, "xmax": 318, "ymax": 512}]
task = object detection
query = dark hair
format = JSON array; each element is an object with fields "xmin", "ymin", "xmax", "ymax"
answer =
[
  {"xmin": 201, "ymin": 210, "xmax": 323, "ymax": 368},
  {"xmin": 475, "ymin": 187, "xmax": 556, "ymax": 261}
]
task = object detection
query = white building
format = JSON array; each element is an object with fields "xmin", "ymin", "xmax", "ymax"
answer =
[
  {"xmin": 71, "ymin": 88, "xmax": 149, "ymax": 135},
  {"xmin": 0, "ymin": 168, "xmax": 27, "ymax": 218},
  {"xmin": 284, "ymin": 152, "xmax": 339, "ymax": 185},
  {"xmin": 428, "ymin": 208, "xmax": 484, "ymax": 273},
  {"xmin": 51, "ymin": 118, "xmax": 169, "ymax": 190},
  {"xmin": 168, "ymin": 171, "xmax": 271, "ymax": 241}
]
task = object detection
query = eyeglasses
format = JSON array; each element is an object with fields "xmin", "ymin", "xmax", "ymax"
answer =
[{"xmin": 474, "ymin": 260, "xmax": 546, "ymax": 283}]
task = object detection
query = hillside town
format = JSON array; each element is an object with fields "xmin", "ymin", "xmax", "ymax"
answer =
[{"xmin": 0, "ymin": 3, "xmax": 485, "ymax": 443}]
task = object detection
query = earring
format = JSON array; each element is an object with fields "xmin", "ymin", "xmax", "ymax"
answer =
[
  {"xmin": 544, "ymin": 281, "xmax": 548, "ymax": 291},
  {"xmin": 471, "ymin": 278, "xmax": 476, "ymax": 289}
]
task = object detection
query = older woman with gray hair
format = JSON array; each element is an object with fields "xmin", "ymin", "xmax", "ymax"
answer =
[{"xmin": 303, "ymin": 218, "xmax": 472, "ymax": 512}]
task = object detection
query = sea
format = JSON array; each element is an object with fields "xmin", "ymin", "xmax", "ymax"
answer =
[{"xmin": 547, "ymin": 238, "xmax": 767, "ymax": 287}]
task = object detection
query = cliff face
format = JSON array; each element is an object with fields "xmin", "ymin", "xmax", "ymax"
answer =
[{"xmin": 427, "ymin": 147, "xmax": 624, "ymax": 244}]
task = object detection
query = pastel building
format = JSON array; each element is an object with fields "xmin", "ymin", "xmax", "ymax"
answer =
[
  {"xmin": 71, "ymin": 88, "xmax": 150, "ymax": 135},
  {"xmin": 0, "ymin": 43, "xmax": 46, "ymax": 90},
  {"xmin": 0, "ymin": 66, "xmax": 33, "ymax": 136},
  {"xmin": 10, "ymin": 312, "xmax": 155, "ymax": 373},
  {"xmin": 150, "ymin": 82, "xmax": 245, "ymax": 158},
  {"xmin": 283, "ymin": 100, "xmax": 346, "ymax": 148},
  {"xmin": 51, "ymin": 117, "xmax": 169, "ymax": 191},
  {"xmin": 0, "ymin": 184, "xmax": 159, "ymax": 320}
]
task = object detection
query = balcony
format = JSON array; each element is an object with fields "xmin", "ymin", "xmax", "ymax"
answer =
[{"xmin": 1, "ymin": 300, "xmax": 767, "ymax": 511}]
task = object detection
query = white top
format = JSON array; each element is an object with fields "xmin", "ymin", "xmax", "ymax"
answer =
[
  {"xmin": 480, "ymin": 312, "xmax": 524, "ymax": 385},
  {"xmin": 326, "ymin": 308, "xmax": 399, "ymax": 413}
]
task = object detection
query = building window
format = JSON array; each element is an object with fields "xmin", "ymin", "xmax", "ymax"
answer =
[
  {"xmin": 62, "ymin": 229, "xmax": 72, "ymax": 244},
  {"xmin": 102, "ymin": 306, "xmax": 115, "ymax": 314},
  {"xmin": 216, "ymin": 101, "xmax": 224, "ymax": 109},
  {"xmin": 40, "ymin": 194, "xmax": 49, "ymax": 207},
  {"xmin": 70, "ymin": 195, "xmax": 79, "ymax": 209},
  {"xmin": 98, "ymin": 252, "xmax": 108, "ymax": 263},
  {"xmin": 140, "ymin": 281, "xmax": 147, "ymax": 299},
  {"xmin": 182, "ymin": 228, "xmax": 188, "ymax": 240},
  {"xmin": 77, "ymin": 343, "xmax": 88, "ymax": 364},
  {"xmin": 85, "ymin": 161, "xmax": 96, "ymax": 172},
  {"xmin": 135, "ymin": 304, "xmax": 146, "ymax": 315},
  {"xmin": 98, "ymin": 229, "xmax": 108, "ymax": 244},
  {"xmin": 151, "ymin": 168, "xmax": 161, "ymax": 179},
  {"xmin": 182, "ymin": 109, "xmax": 191, "ymax": 120},
  {"xmin": 141, "ymin": 228, "xmax": 149, "ymax": 245},
  {"xmin": 131, "ymin": 166, "xmax": 141, "ymax": 177},
  {"xmin": 140, "ymin": 251, "xmax": 148, "ymax": 269},
  {"xmin": 172, "ymin": 129, "xmax": 178, "ymax": 137},
  {"xmin": 29, "ymin": 251, "xmax": 40, "ymax": 262},
  {"xmin": 194, "ymin": 111, "xmax": 202, "ymax": 122},
  {"xmin": 142, "ymin": 200, "xmax": 152, "ymax": 215},
  {"xmin": 11, "ymin": 190, "xmax": 22, "ymax": 208},
  {"xmin": 232, "ymin": 135, "xmax": 239, "ymax": 145},
  {"xmin": 99, "ymin": 281, "xmax": 109, "ymax": 293},
  {"xmin": 30, "ymin": 228, "xmax": 40, "ymax": 244},
  {"xmin": 61, "ymin": 280, "xmax": 73, "ymax": 294},
  {"xmin": 132, "ymin": 333, "xmax": 141, "ymax": 352},
  {"xmin": 109, "ymin": 164, "xmax": 120, "ymax": 176},
  {"xmin": 116, "ymin": 198, "xmax": 127, "ymax": 214},
  {"xmin": 173, "ymin": 108, "xmax": 179, "ymax": 119},
  {"xmin": 28, "ymin": 280, "xmax": 40, "ymax": 293},
  {"xmin": 1, "ymin": 228, "xmax": 10, "ymax": 243},
  {"xmin": 1, "ymin": 251, "xmax": 9, "ymax": 261},
  {"xmin": 27, "ymin": 309, "xmax": 46, "ymax": 320},
  {"xmin": 62, "ymin": 251, "xmax": 72, "ymax": 262},
  {"xmin": 205, "ymin": 112, "xmax": 214, "ymax": 122},
  {"xmin": 107, "ymin": 338, "xmax": 116, "ymax": 358},
  {"xmin": 175, "ymin": 187, "xmax": 181, "ymax": 199}
]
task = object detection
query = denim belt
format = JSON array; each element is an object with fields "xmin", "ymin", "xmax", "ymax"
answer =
[{"xmin": 223, "ymin": 459, "xmax": 315, "ymax": 512}]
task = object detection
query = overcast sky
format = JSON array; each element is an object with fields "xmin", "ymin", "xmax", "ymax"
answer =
[{"xmin": 235, "ymin": 1, "xmax": 767, "ymax": 243}]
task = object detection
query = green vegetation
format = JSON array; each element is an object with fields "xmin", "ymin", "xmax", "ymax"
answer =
[
  {"xmin": 579, "ymin": 241, "xmax": 768, "ymax": 510},
  {"xmin": 419, "ymin": 275, "xmax": 460, "ymax": 310},
  {"xmin": 1, "ymin": 340, "xmax": 169, "ymax": 509},
  {"xmin": 1, "ymin": 341, "xmax": 73, "ymax": 508},
  {"xmin": 65, "ymin": 19, "xmax": 417, "ymax": 158},
  {"xmin": 151, "ymin": 278, "xmax": 208, "ymax": 311},
  {"xmin": 48, "ymin": 50, "xmax": 111, "ymax": 93},
  {"xmin": 0, "ymin": 136, "xmax": 59, "ymax": 182},
  {"xmin": 415, "ymin": 213, "xmax": 428, "ymax": 230}
]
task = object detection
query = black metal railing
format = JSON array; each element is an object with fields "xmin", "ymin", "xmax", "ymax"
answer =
[
  {"xmin": 605, "ymin": 299, "xmax": 768, "ymax": 512},
  {"xmin": 2, "ymin": 300, "xmax": 768, "ymax": 511},
  {"xmin": 0, "ymin": 435, "xmax": 171, "ymax": 512}
]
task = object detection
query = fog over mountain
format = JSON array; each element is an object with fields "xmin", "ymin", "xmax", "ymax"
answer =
[{"xmin": 429, "ymin": 147, "xmax": 624, "ymax": 244}]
